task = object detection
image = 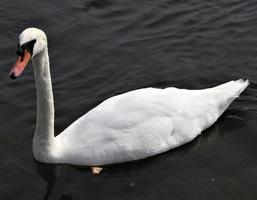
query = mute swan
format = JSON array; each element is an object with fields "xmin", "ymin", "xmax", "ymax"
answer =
[{"xmin": 9, "ymin": 28, "xmax": 249, "ymax": 174}]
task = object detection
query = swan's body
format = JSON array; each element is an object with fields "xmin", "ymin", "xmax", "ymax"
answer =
[{"xmin": 10, "ymin": 28, "xmax": 249, "ymax": 167}]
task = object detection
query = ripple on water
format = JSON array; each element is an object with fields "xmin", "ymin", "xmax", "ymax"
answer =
[{"xmin": 1, "ymin": 0, "xmax": 257, "ymax": 199}]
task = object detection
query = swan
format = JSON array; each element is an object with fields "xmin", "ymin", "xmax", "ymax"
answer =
[{"xmin": 9, "ymin": 28, "xmax": 249, "ymax": 174}]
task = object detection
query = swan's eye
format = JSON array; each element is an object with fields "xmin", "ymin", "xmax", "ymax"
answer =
[{"xmin": 16, "ymin": 44, "xmax": 24, "ymax": 57}]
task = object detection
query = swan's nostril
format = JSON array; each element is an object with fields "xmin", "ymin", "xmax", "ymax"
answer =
[{"xmin": 10, "ymin": 72, "xmax": 17, "ymax": 79}]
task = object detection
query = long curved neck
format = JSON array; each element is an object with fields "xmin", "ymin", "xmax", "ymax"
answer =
[{"xmin": 32, "ymin": 47, "xmax": 56, "ymax": 162}]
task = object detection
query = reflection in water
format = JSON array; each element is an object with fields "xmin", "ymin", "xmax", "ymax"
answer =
[
  {"xmin": 35, "ymin": 162, "xmax": 56, "ymax": 200},
  {"xmin": 59, "ymin": 194, "xmax": 72, "ymax": 200}
]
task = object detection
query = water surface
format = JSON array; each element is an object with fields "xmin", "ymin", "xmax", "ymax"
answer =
[{"xmin": 0, "ymin": 0, "xmax": 257, "ymax": 199}]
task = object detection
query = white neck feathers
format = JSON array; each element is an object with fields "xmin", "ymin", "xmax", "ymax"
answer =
[{"xmin": 32, "ymin": 47, "xmax": 56, "ymax": 162}]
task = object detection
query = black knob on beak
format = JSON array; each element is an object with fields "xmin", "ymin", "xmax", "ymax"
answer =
[{"xmin": 10, "ymin": 72, "xmax": 17, "ymax": 79}]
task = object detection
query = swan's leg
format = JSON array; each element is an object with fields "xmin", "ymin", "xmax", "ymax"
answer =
[{"xmin": 91, "ymin": 166, "xmax": 103, "ymax": 174}]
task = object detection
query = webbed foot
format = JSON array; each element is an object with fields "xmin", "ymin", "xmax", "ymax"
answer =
[{"xmin": 91, "ymin": 166, "xmax": 103, "ymax": 174}]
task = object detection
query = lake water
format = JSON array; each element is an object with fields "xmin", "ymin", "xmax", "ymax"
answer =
[{"xmin": 0, "ymin": 0, "xmax": 257, "ymax": 199}]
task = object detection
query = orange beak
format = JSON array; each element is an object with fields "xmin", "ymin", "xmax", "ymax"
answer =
[{"xmin": 9, "ymin": 49, "xmax": 31, "ymax": 79}]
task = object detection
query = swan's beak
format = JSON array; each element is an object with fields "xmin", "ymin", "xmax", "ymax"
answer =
[{"xmin": 9, "ymin": 49, "xmax": 31, "ymax": 79}]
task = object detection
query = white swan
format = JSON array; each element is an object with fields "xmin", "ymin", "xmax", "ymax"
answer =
[{"xmin": 9, "ymin": 28, "xmax": 249, "ymax": 174}]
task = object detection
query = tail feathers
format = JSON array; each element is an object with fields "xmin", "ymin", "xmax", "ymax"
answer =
[
  {"xmin": 214, "ymin": 79, "xmax": 249, "ymax": 115},
  {"xmin": 213, "ymin": 79, "xmax": 249, "ymax": 97},
  {"xmin": 189, "ymin": 79, "xmax": 249, "ymax": 132},
  {"xmin": 206, "ymin": 79, "xmax": 249, "ymax": 119},
  {"xmin": 232, "ymin": 79, "xmax": 249, "ymax": 96}
]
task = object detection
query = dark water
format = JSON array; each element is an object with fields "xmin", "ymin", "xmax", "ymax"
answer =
[{"xmin": 0, "ymin": 0, "xmax": 257, "ymax": 199}]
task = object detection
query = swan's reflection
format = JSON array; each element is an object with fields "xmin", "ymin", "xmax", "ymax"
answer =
[
  {"xmin": 59, "ymin": 194, "xmax": 72, "ymax": 200},
  {"xmin": 35, "ymin": 162, "xmax": 56, "ymax": 200}
]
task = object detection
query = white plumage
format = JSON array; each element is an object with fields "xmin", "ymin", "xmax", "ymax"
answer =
[
  {"xmin": 55, "ymin": 80, "xmax": 249, "ymax": 165},
  {"xmin": 11, "ymin": 28, "xmax": 249, "ymax": 167}
]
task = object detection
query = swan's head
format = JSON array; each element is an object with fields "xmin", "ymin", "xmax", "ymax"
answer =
[{"xmin": 9, "ymin": 28, "xmax": 47, "ymax": 79}]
